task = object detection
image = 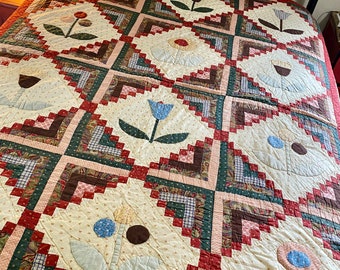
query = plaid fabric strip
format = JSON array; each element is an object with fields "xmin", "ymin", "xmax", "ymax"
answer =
[
  {"xmin": 159, "ymin": 192, "xmax": 196, "ymax": 228},
  {"xmin": 196, "ymin": 71, "xmax": 211, "ymax": 80},
  {"xmin": 241, "ymin": 76, "xmax": 264, "ymax": 95},
  {"xmin": 33, "ymin": 118, "xmax": 54, "ymax": 129},
  {"xmin": 16, "ymin": 28, "xmax": 40, "ymax": 43},
  {"xmin": 245, "ymin": 22, "xmax": 266, "ymax": 37},
  {"xmin": 73, "ymin": 181, "xmax": 96, "ymax": 198},
  {"xmin": 88, "ymin": 126, "xmax": 122, "ymax": 156},
  {"xmin": 305, "ymin": 123, "xmax": 332, "ymax": 152},
  {"xmin": 178, "ymin": 150, "xmax": 194, "ymax": 163},
  {"xmin": 62, "ymin": 67, "xmax": 90, "ymax": 89},
  {"xmin": 299, "ymin": 56, "xmax": 321, "ymax": 77},
  {"xmin": 1, "ymin": 154, "xmax": 37, "ymax": 189},
  {"xmin": 104, "ymin": 10, "xmax": 125, "ymax": 26},
  {"xmin": 128, "ymin": 53, "xmax": 154, "ymax": 72},
  {"xmin": 184, "ymin": 96, "xmax": 210, "ymax": 118},
  {"xmin": 235, "ymin": 156, "xmax": 266, "ymax": 187},
  {"xmin": 201, "ymin": 34, "xmax": 223, "ymax": 51},
  {"xmin": 121, "ymin": 85, "xmax": 138, "ymax": 95},
  {"xmin": 155, "ymin": 2, "xmax": 173, "ymax": 15},
  {"xmin": 322, "ymin": 232, "xmax": 340, "ymax": 243},
  {"xmin": 32, "ymin": 253, "xmax": 47, "ymax": 270}
]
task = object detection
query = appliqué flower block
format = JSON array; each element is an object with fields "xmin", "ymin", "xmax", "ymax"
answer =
[
  {"xmin": 0, "ymin": 73, "xmax": 50, "ymax": 110},
  {"xmin": 43, "ymin": 11, "xmax": 98, "ymax": 40},
  {"xmin": 259, "ymin": 9, "xmax": 303, "ymax": 35},
  {"xmin": 170, "ymin": 0, "xmax": 213, "ymax": 13},
  {"xmin": 258, "ymin": 60, "xmax": 305, "ymax": 92},
  {"xmin": 70, "ymin": 205, "xmax": 160, "ymax": 270},
  {"xmin": 119, "ymin": 100, "xmax": 189, "ymax": 144}
]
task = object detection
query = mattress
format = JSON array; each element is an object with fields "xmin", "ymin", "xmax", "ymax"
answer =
[{"xmin": 0, "ymin": 0, "xmax": 339, "ymax": 269}]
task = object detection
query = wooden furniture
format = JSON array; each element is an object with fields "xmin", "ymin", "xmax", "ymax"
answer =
[
  {"xmin": 0, "ymin": 0, "xmax": 25, "ymax": 26},
  {"xmin": 0, "ymin": 2, "xmax": 17, "ymax": 25},
  {"xmin": 323, "ymin": 11, "xmax": 340, "ymax": 84},
  {"xmin": 306, "ymin": 0, "xmax": 318, "ymax": 14}
]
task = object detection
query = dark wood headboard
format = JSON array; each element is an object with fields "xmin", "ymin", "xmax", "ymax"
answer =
[{"xmin": 307, "ymin": 0, "xmax": 318, "ymax": 14}]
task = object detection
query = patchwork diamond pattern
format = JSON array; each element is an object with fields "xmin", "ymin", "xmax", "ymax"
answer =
[
  {"xmin": 0, "ymin": 56, "xmax": 82, "ymax": 127},
  {"xmin": 44, "ymin": 163, "xmax": 128, "ymax": 215},
  {"xmin": 237, "ymin": 48, "xmax": 327, "ymax": 105},
  {"xmin": 299, "ymin": 176, "xmax": 340, "ymax": 259},
  {"xmin": 28, "ymin": 2, "xmax": 122, "ymax": 52},
  {"xmin": 228, "ymin": 113, "xmax": 340, "ymax": 201},
  {"xmin": 161, "ymin": 0, "xmax": 234, "ymax": 22},
  {"xmin": 96, "ymin": 85, "xmax": 214, "ymax": 167},
  {"xmin": 132, "ymin": 27, "xmax": 226, "ymax": 80},
  {"xmin": 244, "ymin": 2, "xmax": 316, "ymax": 44},
  {"xmin": 0, "ymin": 0, "xmax": 339, "ymax": 269}
]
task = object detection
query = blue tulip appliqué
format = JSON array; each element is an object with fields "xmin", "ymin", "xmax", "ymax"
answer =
[{"xmin": 119, "ymin": 100, "xmax": 189, "ymax": 144}]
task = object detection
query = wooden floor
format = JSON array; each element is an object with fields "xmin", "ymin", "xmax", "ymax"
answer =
[{"xmin": 0, "ymin": 3, "xmax": 17, "ymax": 26}]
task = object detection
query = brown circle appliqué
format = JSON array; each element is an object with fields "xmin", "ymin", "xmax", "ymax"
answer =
[{"xmin": 126, "ymin": 225, "xmax": 150, "ymax": 245}]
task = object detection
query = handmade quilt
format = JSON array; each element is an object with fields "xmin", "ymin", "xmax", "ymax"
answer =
[{"xmin": 0, "ymin": 0, "xmax": 340, "ymax": 269}]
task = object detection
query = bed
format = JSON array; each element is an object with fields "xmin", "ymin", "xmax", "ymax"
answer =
[{"xmin": 0, "ymin": 0, "xmax": 339, "ymax": 269}]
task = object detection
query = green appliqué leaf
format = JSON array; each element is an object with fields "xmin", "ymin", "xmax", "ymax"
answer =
[
  {"xmin": 70, "ymin": 240, "xmax": 107, "ymax": 270},
  {"xmin": 283, "ymin": 29, "xmax": 304, "ymax": 35},
  {"xmin": 193, "ymin": 7, "xmax": 214, "ymax": 13},
  {"xmin": 119, "ymin": 119, "xmax": 149, "ymax": 140},
  {"xmin": 43, "ymin": 24, "xmax": 65, "ymax": 36},
  {"xmin": 154, "ymin": 133, "xmax": 189, "ymax": 144},
  {"xmin": 258, "ymin": 19, "xmax": 280, "ymax": 31},
  {"xmin": 170, "ymin": 0, "xmax": 190, "ymax": 10},
  {"xmin": 69, "ymin": 33, "xmax": 98, "ymax": 40}
]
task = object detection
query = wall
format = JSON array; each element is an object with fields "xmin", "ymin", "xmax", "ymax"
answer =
[
  {"xmin": 295, "ymin": 0, "xmax": 340, "ymax": 30},
  {"xmin": 295, "ymin": 0, "xmax": 307, "ymax": 6}
]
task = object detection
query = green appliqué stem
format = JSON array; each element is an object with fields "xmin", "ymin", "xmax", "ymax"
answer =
[
  {"xmin": 149, "ymin": 119, "xmax": 159, "ymax": 143},
  {"xmin": 170, "ymin": 0, "xmax": 213, "ymax": 13},
  {"xmin": 43, "ymin": 20, "xmax": 98, "ymax": 40},
  {"xmin": 258, "ymin": 18, "xmax": 303, "ymax": 35},
  {"xmin": 119, "ymin": 118, "xmax": 189, "ymax": 144},
  {"xmin": 109, "ymin": 224, "xmax": 126, "ymax": 270},
  {"xmin": 65, "ymin": 18, "xmax": 79, "ymax": 38},
  {"xmin": 190, "ymin": 1, "xmax": 196, "ymax": 11}
]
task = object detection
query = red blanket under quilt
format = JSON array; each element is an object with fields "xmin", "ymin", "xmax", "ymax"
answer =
[
  {"xmin": 0, "ymin": 3, "xmax": 17, "ymax": 26},
  {"xmin": 0, "ymin": 0, "xmax": 340, "ymax": 269}
]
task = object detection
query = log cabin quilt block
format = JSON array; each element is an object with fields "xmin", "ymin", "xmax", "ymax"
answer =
[{"xmin": 0, "ymin": 0, "xmax": 340, "ymax": 269}]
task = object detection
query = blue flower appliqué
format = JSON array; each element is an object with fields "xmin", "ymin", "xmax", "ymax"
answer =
[
  {"xmin": 93, "ymin": 218, "xmax": 116, "ymax": 238},
  {"xmin": 287, "ymin": 250, "xmax": 311, "ymax": 268},
  {"xmin": 148, "ymin": 100, "xmax": 174, "ymax": 120},
  {"xmin": 267, "ymin": 135, "xmax": 284, "ymax": 149}
]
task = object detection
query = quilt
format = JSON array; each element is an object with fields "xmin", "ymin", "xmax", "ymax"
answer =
[{"xmin": 0, "ymin": 0, "xmax": 340, "ymax": 269}]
